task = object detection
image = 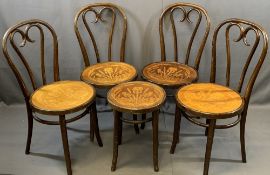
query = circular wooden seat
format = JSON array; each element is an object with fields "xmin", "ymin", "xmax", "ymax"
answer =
[
  {"xmin": 142, "ymin": 61, "xmax": 198, "ymax": 87},
  {"xmin": 107, "ymin": 81, "xmax": 166, "ymax": 113},
  {"xmin": 30, "ymin": 81, "xmax": 95, "ymax": 115},
  {"xmin": 176, "ymin": 83, "xmax": 244, "ymax": 118},
  {"xmin": 81, "ymin": 61, "xmax": 137, "ymax": 87}
]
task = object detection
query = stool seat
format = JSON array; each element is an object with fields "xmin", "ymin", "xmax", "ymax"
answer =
[
  {"xmin": 142, "ymin": 61, "xmax": 198, "ymax": 87},
  {"xmin": 176, "ymin": 83, "xmax": 244, "ymax": 118},
  {"xmin": 108, "ymin": 81, "xmax": 166, "ymax": 113},
  {"xmin": 81, "ymin": 61, "xmax": 137, "ymax": 87},
  {"xmin": 30, "ymin": 80, "xmax": 95, "ymax": 115}
]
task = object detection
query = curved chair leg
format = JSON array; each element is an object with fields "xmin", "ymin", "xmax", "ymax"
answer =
[
  {"xmin": 90, "ymin": 102, "xmax": 103, "ymax": 147},
  {"xmin": 141, "ymin": 114, "xmax": 146, "ymax": 129},
  {"xmin": 111, "ymin": 110, "xmax": 120, "ymax": 171},
  {"xmin": 240, "ymin": 114, "xmax": 247, "ymax": 163},
  {"xmin": 152, "ymin": 110, "xmax": 159, "ymax": 172},
  {"xmin": 203, "ymin": 119, "xmax": 216, "ymax": 175},
  {"xmin": 25, "ymin": 103, "xmax": 33, "ymax": 155},
  {"xmin": 59, "ymin": 115, "xmax": 72, "ymax": 175},
  {"xmin": 205, "ymin": 119, "xmax": 210, "ymax": 136},
  {"xmin": 170, "ymin": 106, "xmax": 181, "ymax": 154},
  {"xmin": 118, "ymin": 112, "xmax": 123, "ymax": 145},
  {"xmin": 133, "ymin": 115, "xmax": 140, "ymax": 134}
]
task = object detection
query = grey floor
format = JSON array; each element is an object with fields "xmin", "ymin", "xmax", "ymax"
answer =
[{"xmin": 0, "ymin": 103, "xmax": 270, "ymax": 175}]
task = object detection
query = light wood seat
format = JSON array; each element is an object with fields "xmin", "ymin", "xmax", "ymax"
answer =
[
  {"xmin": 176, "ymin": 83, "xmax": 243, "ymax": 118},
  {"xmin": 81, "ymin": 62, "xmax": 137, "ymax": 88},
  {"xmin": 30, "ymin": 81, "xmax": 95, "ymax": 115},
  {"xmin": 142, "ymin": 61, "xmax": 198, "ymax": 87}
]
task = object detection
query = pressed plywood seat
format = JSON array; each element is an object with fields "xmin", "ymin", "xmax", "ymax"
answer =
[
  {"xmin": 142, "ymin": 62, "xmax": 198, "ymax": 87},
  {"xmin": 30, "ymin": 81, "xmax": 95, "ymax": 114},
  {"xmin": 81, "ymin": 62, "xmax": 137, "ymax": 87},
  {"xmin": 176, "ymin": 83, "xmax": 243, "ymax": 117},
  {"xmin": 108, "ymin": 81, "xmax": 166, "ymax": 171},
  {"xmin": 170, "ymin": 19, "xmax": 268, "ymax": 175}
]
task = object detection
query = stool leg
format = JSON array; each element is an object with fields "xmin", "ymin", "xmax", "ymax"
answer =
[
  {"xmin": 170, "ymin": 105, "xmax": 181, "ymax": 154},
  {"xmin": 111, "ymin": 110, "xmax": 120, "ymax": 171},
  {"xmin": 152, "ymin": 110, "xmax": 159, "ymax": 172},
  {"xmin": 118, "ymin": 112, "xmax": 123, "ymax": 145},
  {"xmin": 133, "ymin": 114, "xmax": 140, "ymax": 134},
  {"xmin": 90, "ymin": 102, "xmax": 103, "ymax": 147},
  {"xmin": 141, "ymin": 114, "xmax": 146, "ymax": 129},
  {"xmin": 59, "ymin": 115, "xmax": 72, "ymax": 175},
  {"xmin": 203, "ymin": 119, "xmax": 216, "ymax": 175}
]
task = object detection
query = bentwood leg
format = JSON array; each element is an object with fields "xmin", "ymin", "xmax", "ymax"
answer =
[
  {"xmin": 205, "ymin": 119, "xmax": 210, "ymax": 136},
  {"xmin": 203, "ymin": 119, "xmax": 216, "ymax": 175},
  {"xmin": 240, "ymin": 113, "xmax": 247, "ymax": 163},
  {"xmin": 118, "ymin": 112, "xmax": 123, "ymax": 145},
  {"xmin": 25, "ymin": 102, "xmax": 33, "ymax": 154},
  {"xmin": 141, "ymin": 114, "xmax": 146, "ymax": 129},
  {"xmin": 89, "ymin": 106, "xmax": 94, "ymax": 142},
  {"xmin": 111, "ymin": 110, "xmax": 120, "ymax": 171},
  {"xmin": 170, "ymin": 106, "xmax": 181, "ymax": 154},
  {"xmin": 90, "ymin": 102, "xmax": 103, "ymax": 147},
  {"xmin": 59, "ymin": 115, "xmax": 72, "ymax": 175},
  {"xmin": 152, "ymin": 110, "xmax": 159, "ymax": 172},
  {"xmin": 133, "ymin": 114, "xmax": 140, "ymax": 134}
]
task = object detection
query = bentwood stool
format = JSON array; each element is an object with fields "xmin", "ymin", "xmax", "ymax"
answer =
[
  {"xmin": 107, "ymin": 81, "xmax": 166, "ymax": 172},
  {"xmin": 74, "ymin": 3, "xmax": 139, "ymax": 134},
  {"xmin": 170, "ymin": 19, "xmax": 268, "ymax": 175},
  {"xmin": 141, "ymin": 3, "xmax": 210, "ymax": 127},
  {"xmin": 2, "ymin": 19, "xmax": 102, "ymax": 175}
]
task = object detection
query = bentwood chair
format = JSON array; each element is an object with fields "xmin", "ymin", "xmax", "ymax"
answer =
[
  {"xmin": 171, "ymin": 18, "xmax": 268, "ymax": 175},
  {"xmin": 141, "ymin": 2, "xmax": 210, "ymax": 126},
  {"xmin": 142, "ymin": 2, "xmax": 210, "ymax": 88},
  {"xmin": 108, "ymin": 81, "xmax": 166, "ymax": 172},
  {"xmin": 2, "ymin": 19, "xmax": 102, "ymax": 175},
  {"xmin": 74, "ymin": 3, "xmax": 139, "ymax": 134}
]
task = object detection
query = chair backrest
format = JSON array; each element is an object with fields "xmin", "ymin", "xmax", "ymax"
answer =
[
  {"xmin": 74, "ymin": 3, "xmax": 127, "ymax": 67},
  {"xmin": 159, "ymin": 3, "xmax": 210, "ymax": 70},
  {"xmin": 210, "ymin": 18, "xmax": 268, "ymax": 105},
  {"xmin": 2, "ymin": 19, "xmax": 59, "ymax": 99}
]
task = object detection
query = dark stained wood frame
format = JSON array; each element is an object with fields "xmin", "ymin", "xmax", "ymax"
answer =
[
  {"xmin": 2, "ymin": 19, "xmax": 103, "ymax": 175},
  {"xmin": 171, "ymin": 18, "xmax": 269, "ymax": 175}
]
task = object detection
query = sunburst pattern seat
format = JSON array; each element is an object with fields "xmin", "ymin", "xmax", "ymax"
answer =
[{"xmin": 81, "ymin": 62, "xmax": 137, "ymax": 87}]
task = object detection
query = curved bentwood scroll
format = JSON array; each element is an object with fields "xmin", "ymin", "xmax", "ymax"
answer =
[
  {"xmin": 2, "ymin": 19, "xmax": 59, "ymax": 97},
  {"xmin": 210, "ymin": 19, "xmax": 268, "ymax": 103},
  {"xmin": 74, "ymin": 3, "xmax": 127, "ymax": 66},
  {"xmin": 159, "ymin": 3, "xmax": 211, "ymax": 70}
]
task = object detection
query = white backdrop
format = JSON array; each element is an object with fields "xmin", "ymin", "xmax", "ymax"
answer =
[{"xmin": 0, "ymin": 0, "xmax": 270, "ymax": 105}]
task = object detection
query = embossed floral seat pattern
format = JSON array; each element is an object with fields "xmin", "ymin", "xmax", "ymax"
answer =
[
  {"xmin": 142, "ymin": 62, "xmax": 198, "ymax": 87},
  {"xmin": 81, "ymin": 62, "xmax": 137, "ymax": 87},
  {"xmin": 108, "ymin": 81, "xmax": 166, "ymax": 113}
]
